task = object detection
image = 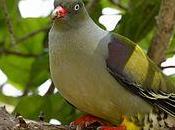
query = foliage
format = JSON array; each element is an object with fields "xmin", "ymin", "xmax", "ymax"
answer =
[{"xmin": 0, "ymin": 0, "xmax": 175, "ymax": 125}]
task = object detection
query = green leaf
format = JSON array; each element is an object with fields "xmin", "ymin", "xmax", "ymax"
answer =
[
  {"xmin": 0, "ymin": 55, "xmax": 35, "ymax": 89},
  {"xmin": 138, "ymin": 30, "xmax": 154, "ymax": 52},
  {"xmin": 0, "ymin": 15, "xmax": 50, "ymax": 90},
  {"xmin": 0, "ymin": 52, "xmax": 49, "ymax": 90},
  {"xmin": 168, "ymin": 75, "xmax": 175, "ymax": 86},
  {"xmin": 14, "ymin": 18, "xmax": 49, "ymax": 54},
  {"xmin": 166, "ymin": 36, "xmax": 175, "ymax": 57},
  {"xmin": 116, "ymin": 0, "xmax": 160, "ymax": 42},
  {"xmin": 29, "ymin": 53, "xmax": 49, "ymax": 89},
  {"xmin": 0, "ymin": 92, "xmax": 20, "ymax": 106},
  {"xmin": 14, "ymin": 94, "xmax": 82, "ymax": 124}
]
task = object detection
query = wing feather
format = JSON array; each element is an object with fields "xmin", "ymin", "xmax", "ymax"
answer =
[{"xmin": 106, "ymin": 33, "xmax": 175, "ymax": 117}]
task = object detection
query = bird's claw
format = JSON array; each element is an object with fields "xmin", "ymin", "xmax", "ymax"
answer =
[
  {"xmin": 97, "ymin": 126, "xmax": 126, "ymax": 130},
  {"xmin": 69, "ymin": 114, "xmax": 112, "ymax": 129},
  {"xmin": 69, "ymin": 115, "xmax": 126, "ymax": 130}
]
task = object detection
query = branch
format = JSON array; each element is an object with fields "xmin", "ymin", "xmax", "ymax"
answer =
[
  {"xmin": 45, "ymin": 81, "xmax": 55, "ymax": 96},
  {"xmin": 161, "ymin": 65, "xmax": 175, "ymax": 69},
  {"xmin": 0, "ymin": 0, "xmax": 50, "ymax": 46},
  {"xmin": 147, "ymin": 0, "xmax": 175, "ymax": 65},
  {"xmin": 0, "ymin": 106, "xmax": 68, "ymax": 130},
  {"xmin": 4, "ymin": 50, "xmax": 38, "ymax": 58},
  {"xmin": 0, "ymin": 0, "xmax": 16, "ymax": 46},
  {"xmin": 17, "ymin": 26, "xmax": 50, "ymax": 44},
  {"xmin": 0, "ymin": 48, "xmax": 39, "ymax": 58}
]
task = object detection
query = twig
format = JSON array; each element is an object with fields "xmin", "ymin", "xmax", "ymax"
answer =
[
  {"xmin": 0, "ymin": 107, "xmax": 69, "ymax": 130},
  {"xmin": 161, "ymin": 65, "xmax": 175, "ymax": 69},
  {"xmin": 17, "ymin": 26, "xmax": 50, "ymax": 44},
  {"xmin": 45, "ymin": 81, "xmax": 55, "ymax": 96},
  {"xmin": 21, "ymin": 87, "xmax": 30, "ymax": 96},
  {"xmin": 147, "ymin": 0, "xmax": 175, "ymax": 65},
  {"xmin": 0, "ymin": 48, "xmax": 39, "ymax": 58},
  {"xmin": 4, "ymin": 50, "xmax": 38, "ymax": 58},
  {"xmin": 0, "ymin": 0, "xmax": 16, "ymax": 46}
]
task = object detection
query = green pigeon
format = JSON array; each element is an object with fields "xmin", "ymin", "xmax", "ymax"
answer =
[{"xmin": 49, "ymin": 0, "xmax": 175, "ymax": 129}]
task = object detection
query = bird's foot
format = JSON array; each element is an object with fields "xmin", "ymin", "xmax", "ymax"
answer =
[
  {"xmin": 69, "ymin": 114, "xmax": 126, "ymax": 130},
  {"xmin": 97, "ymin": 126, "xmax": 126, "ymax": 130},
  {"xmin": 70, "ymin": 114, "xmax": 112, "ymax": 129}
]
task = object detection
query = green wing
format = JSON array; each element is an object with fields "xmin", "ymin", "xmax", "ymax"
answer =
[
  {"xmin": 106, "ymin": 33, "xmax": 175, "ymax": 92},
  {"xmin": 105, "ymin": 33, "xmax": 175, "ymax": 116}
]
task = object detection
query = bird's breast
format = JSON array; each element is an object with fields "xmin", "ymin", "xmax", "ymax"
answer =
[{"xmin": 49, "ymin": 29, "xmax": 152, "ymax": 123}]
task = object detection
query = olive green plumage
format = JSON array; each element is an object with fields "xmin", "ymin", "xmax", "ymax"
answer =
[
  {"xmin": 49, "ymin": 0, "xmax": 175, "ymax": 129},
  {"xmin": 108, "ymin": 34, "xmax": 174, "ymax": 92}
]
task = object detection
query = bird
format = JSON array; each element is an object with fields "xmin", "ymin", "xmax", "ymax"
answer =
[{"xmin": 49, "ymin": 0, "xmax": 175, "ymax": 129}]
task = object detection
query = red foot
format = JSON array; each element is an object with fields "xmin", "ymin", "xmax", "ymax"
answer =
[
  {"xmin": 98, "ymin": 126, "xmax": 126, "ymax": 130},
  {"xmin": 70, "ymin": 114, "xmax": 113, "ymax": 128}
]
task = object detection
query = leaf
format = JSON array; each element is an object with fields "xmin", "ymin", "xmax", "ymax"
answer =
[
  {"xmin": 0, "ymin": 0, "xmax": 20, "ymax": 44},
  {"xmin": 138, "ymin": 30, "xmax": 154, "ymax": 52},
  {"xmin": 29, "ymin": 53, "xmax": 49, "ymax": 89},
  {"xmin": 0, "ymin": 92, "xmax": 20, "ymax": 106},
  {"xmin": 14, "ymin": 18, "xmax": 49, "ymax": 54},
  {"xmin": 0, "ymin": 16, "xmax": 50, "ymax": 90},
  {"xmin": 0, "ymin": 55, "xmax": 35, "ymax": 89},
  {"xmin": 0, "ymin": 52, "xmax": 49, "ymax": 90},
  {"xmin": 14, "ymin": 94, "xmax": 82, "ymax": 124},
  {"xmin": 168, "ymin": 75, "xmax": 175, "ymax": 86},
  {"xmin": 166, "ymin": 36, "xmax": 175, "ymax": 57},
  {"xmin": 116, "ymin": 0, "xmax": 160, "ymax": 42}
]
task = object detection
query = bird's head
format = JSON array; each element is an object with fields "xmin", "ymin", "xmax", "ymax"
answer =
[{"xmin": 51, "ymin": 0, "xmax": 88, "ymax": 29}]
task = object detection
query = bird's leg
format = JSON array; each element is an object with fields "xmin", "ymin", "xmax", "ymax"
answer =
[
  {"xmin": 70, "ymin": 114, "xmax": 112, "ymax": 129},
  {"xmin": 69, "ymin": 114, "xmax": 126, "ymax": 130},
  {"xmin": 97, "ymin": 126, "xmax": 126, "ymax": 130}
]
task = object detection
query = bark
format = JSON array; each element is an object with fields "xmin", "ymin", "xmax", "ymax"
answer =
[
  {"xmin": 0, "ymin": 106, "xmax": 68, "ymax": 130},
  {"xmin": 147, "ymin": 0, "xmax": 175, "ymax": 65}
]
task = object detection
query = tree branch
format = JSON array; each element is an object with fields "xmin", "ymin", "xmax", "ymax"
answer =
[
  {"xmin": 0, "ymin": 106, "xmax": 68, "ymax": 130},
  {"xmin": 45, "ymin": 81, "xmax": 55, "ymax": 96},
  {"xmin": 161, "ymin": 65, "xmax": 175, "ymax": 69},
  {"xmin": 0, "ymin": 48, "xmax": 39, "ymax": 58},
  {"xmin": 17, "ymin": 26, "xmax": 50, "ymax": 44},
  {"xmin": 147, "ymin": 0, "xmax": 175, "ymax": 65},
  {"xmin": 0, "ymin": 0, "xmax": 16, "ymax": 46}
]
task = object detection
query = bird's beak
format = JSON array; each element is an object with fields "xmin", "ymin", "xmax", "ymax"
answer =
[{"xmin": 51, "ymin": 6, "xmax": 68, "ymax": 20}]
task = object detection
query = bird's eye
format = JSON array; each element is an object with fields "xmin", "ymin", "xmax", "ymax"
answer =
[{"xmin": 74, "ymin": 4, "xmax": 80, "ymax": 11}]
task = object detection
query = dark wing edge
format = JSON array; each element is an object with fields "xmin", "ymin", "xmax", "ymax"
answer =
[{"xmin": 106, "ymin": 65, "xmax": 175, "ymax": 117}]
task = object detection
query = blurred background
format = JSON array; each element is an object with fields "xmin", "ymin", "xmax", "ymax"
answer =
[{"xmin": 0, "ymin": 0, "xmax": 175, "ymax": 125}]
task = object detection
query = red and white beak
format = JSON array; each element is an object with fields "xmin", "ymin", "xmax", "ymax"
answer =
[{"xmin": 51, "ymin": 6, "xmax": 68, "ymax": 20}]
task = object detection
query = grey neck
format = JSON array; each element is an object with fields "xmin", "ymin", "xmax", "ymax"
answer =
[{"xmin": 49, "ymin": 11, "xmax": 108, "ymax": 55}]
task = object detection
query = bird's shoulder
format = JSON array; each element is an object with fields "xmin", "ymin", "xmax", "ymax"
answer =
[
  {"xmin": 106, "ymin": 32, "xmax": 173, "ymax": 92},
  {"xmin": 105, "ymin": 33, "xmax": 175, "ymax": 117}
]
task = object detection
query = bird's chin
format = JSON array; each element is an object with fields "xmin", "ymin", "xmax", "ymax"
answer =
[
  {"xmin": 51, "ymin": 13, "xmax": 68, "ymax": 20},
  {"xmin": 52, "ymin": 16, "xmax": 65, "ymax": 21}
]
